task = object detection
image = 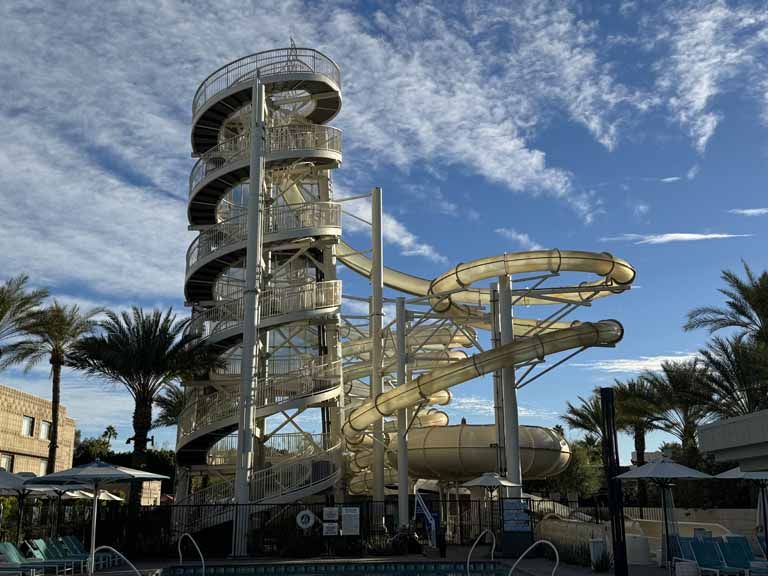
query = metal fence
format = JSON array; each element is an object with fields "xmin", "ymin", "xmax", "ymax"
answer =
[{"xmin": 1, "ymin": 496, "xmax": 719, "ymax": 559}]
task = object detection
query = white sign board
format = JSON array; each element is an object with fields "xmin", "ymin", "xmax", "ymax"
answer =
[
  {"xmin": 323, "ymin": 506, "xmax": 339, "ymax": 521},
  {"xmin": 323, "ymin": 522, "xmax": 339, "ymax": 536},
  {"xmin": 341, "ymin": 506, "xmax": 360, "ymax": 536}
]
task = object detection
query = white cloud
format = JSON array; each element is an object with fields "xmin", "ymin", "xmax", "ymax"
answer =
[
  {"xmin": 729, "ymin": 208, "xmax": 768, "ymax": 216},
  {"xmin": 444, "ymin": 394, "xmax": 558, "ymax": 422},
  {"xmin": 686, "ymin": 165, "xmax": 700, "ymax": 180},
  {"xmin": 495, "ymin": 228, "xmax": 545, "ymax": 251},
  {"xmin": 601, "ymin": 232, "xmax": 753, "ymax": 244},
  {"xmin": 337, "ymin": 188, "xmax": 447, "ymax": 263},
  {"xmin": 653, "ymin": 1, "xmax": 768, "ymax": 152},
  {"xmin": 632, "ymin": 203, "xmax": 650, "ymax": 218},
  {"xmin": 574, "ymin": 353, "xmax": 698, "ymax": 374},
  {"xmin": 660, "ymin": 176, "xmax": 682, "ymax": 183}
]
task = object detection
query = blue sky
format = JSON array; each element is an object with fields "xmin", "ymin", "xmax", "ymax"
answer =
[{"xmin": 0, "ymin": 0, "xmax": 766, "ymax": 464}]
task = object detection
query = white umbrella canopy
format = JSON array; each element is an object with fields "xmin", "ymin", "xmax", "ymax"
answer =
[
  {"xmin": 616, "ymin": 458, "xmax": 712, "ymax": 481},
  {"xmin": 462, "ymin": 472, "xmax": 521, "ymax": 489},
  {"xmin": 24, "ymin": 460, "xmax": 167, "ymax": 575}
]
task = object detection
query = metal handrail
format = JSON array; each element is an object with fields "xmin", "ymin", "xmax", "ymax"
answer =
[
  {"xmin": 193, "ymin": 48, "xmax": 341, "ymax": 117},
  {"xmin": 186, "ymin": 280, "xmax": 341, "ymax": 342},
  {"xmin": 188, "ymin": 125, "xmax": 342, "ymax": 197},
  {"xmin": 207, "ymin": 432, "xmax": 328, "ymax": 466},
  {"xmin": 178, "ymin": 360, "xmax": 341, "ymax": 443},
  {"xmin": 249, "ymin": 443, "xmax": 341, "ymax": 502},
  {"xmin": 186, "ymin": 203, "xmax": 341, "ymax": 272}
]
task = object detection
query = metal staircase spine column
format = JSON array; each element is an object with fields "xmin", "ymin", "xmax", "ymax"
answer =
[
  {"xmin": 233, "ymin": 78, "xmax": 266, "ymax": 557},
  {"xmin": 370, "ymin": 187, "xmax": 385, "ymax": 501}
]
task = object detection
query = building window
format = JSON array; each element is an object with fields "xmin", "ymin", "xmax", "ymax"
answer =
[
  {"xmin": 0, "ymin": 453, "xmax": 13, "ymax": 472},
  {"xmin": 39, "ymin": 459, "xmax": 48, "ymax": 477},
  {"xmin": 21, "ymin": 416, "xmax": 35, "ymax": 437},
  {"xmin": 39, "ymin": 421, "xmax": 51, "ymax": 441}
]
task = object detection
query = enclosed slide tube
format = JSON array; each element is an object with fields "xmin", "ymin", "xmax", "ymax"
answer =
[
  {"xmin": 342, "ymin": 320, "xmax": 624, "ymax": 445},
  {"xmin": 349, "ymin": 424, "xmax": 570, "ymax": 494}
]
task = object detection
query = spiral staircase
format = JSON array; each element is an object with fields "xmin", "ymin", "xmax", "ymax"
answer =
[{"xmin": 174, "ymin": 48, "xmax": 345, "ymax": 533}]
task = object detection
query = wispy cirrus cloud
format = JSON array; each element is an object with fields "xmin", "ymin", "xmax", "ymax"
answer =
[
  {"xmin": 495, "ymin": 228, "xmax": 545, "ymax": 251},
  {"xmin": 601, "ymin": 232, "xmax": 753, "ymax": 245},
  {"xmin": 652, "ymin": 0, "xmax": 768, "ymax": 152},
  {"xmin": 729, "ymin": 208, "xmax": 768, "ymax": 216},
  {"xmin": 574, "ymin": 353, "xmax": 698, "ymax": 374},
  {"xmin": 660, "ymin": 176, "xmax": 682, "ymax": 183}
]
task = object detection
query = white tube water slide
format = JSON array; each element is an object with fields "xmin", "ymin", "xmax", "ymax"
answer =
[{"xmin": 283, "ymin": 186, "xmax": 636, "ymax": 489}]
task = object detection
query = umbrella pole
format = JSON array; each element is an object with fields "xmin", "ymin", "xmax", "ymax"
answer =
[
  {"xmin": 660, "ymin": 482, "xmax": 671, "ymax": 576},
  {"xmin": 16, "ymin": 492, "xmax": 25, "ymax": 545},
  {"xmin": 760, "ymin": 481, "xmax": 768, "ymax": 554},
  {"xmin": 89, "ymin": 482, "xmax": 99, "ymax": 576}
]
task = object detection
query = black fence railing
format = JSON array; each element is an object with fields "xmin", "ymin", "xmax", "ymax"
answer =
[{"xmin": 1, "ymin": 495, "xmax": 748, "ymax": 559}]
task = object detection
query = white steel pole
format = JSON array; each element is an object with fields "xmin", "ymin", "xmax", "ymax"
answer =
[
  {"xmin": 499, "ymin": 274, "xmax": 522, "ymax": 498},
  {"xmin": 490, "ymin": 283, "xmax": 506, "ymax": 475},
  {"xmin": 396, "ymin": 296, "xmax": 409, "ymax": 527},
  {"xmin": 233, "ymin": 78, "xmax": 265, "ymax": 556},
  {"xmin": 371, "ymin": 186, "xmax": 385, "ymax": 501}
]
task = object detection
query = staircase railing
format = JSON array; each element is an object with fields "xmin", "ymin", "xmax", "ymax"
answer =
[{"xmin": 250, "ymin": 443, "xmax": 341, "ymax": 502}]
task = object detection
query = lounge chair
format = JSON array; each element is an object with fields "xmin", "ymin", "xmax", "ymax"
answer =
[
  {"xmin": 718, "ymin": 541, "xmax": 768, "ymax": 576},
  {"xmin": 28, "ymin": 540, "xmax": 85, "ymax": 574},
  {"xmin": 725, "ymin": 536, "xmax": 768, "ymax": 564},
  {"xmin": 0, "ymin": 543, "xmax": 72, "ymax": 576},
  {"xmin": 56, "ymin": 537, "xmax": 117, "ymax": 569},
  {"xmin": 689, "ymin": 538, "xmax": 742, "ymax": 576}
]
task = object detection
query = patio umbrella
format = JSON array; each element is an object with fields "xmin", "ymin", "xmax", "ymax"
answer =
[
  {"xmin": 716, "ymin": 467, "xmax": 768, "ymax": 551},
  {"xmin": 617, "ymin": 459, "xmax": 711, "ymax": 573},
  {"xmin": 0, "ymin": 470, "xmax": 33, "ymax": 543},
  {"xmin": 462, "ymin": 472, "xmax": 520, "ymax": 497},
  {"xmin": 25, "ymin": 459, "xmax": 167, "ymax": 575},
  {"xmin": 462, "ymin": 472, "xmax": 520, "ymax": 489}
]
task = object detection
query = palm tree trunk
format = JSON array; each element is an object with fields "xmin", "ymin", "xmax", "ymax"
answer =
[
  {"xmin": 131, "ymin": 394, "xmax": 153, "ymax": 469},
  {"xmin": 634, "ymin": 424, "xmax": 648, "ymax": 509},
  {"xmin": 47, "ymin": 356, "xmax": 61, "ymax": 474}
]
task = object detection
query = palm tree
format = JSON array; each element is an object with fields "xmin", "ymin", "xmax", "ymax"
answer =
[
  {"xmin": 102, "ymin": 425, "xmax": 118, "ymax": 445},
  {"xmin": 1, "ymin": 301, "xmax": 100, "ymax": 473},
  {"xmin": 684, "ymin": 261, "xmax": 768, "ymax": 344},
  {"xmin": 614, "ymin": 378, "xmax": 662, "ymax": 507},
  {"xmin": 562, "ymin": 392, "xmax": 605, "ymax": 439},
  {"xmin": 614, "ymin": 378, "xmax": 661, "ymax": 467},
  {"xmin": 68, "ymin": 307, "xmax": 217, "ymax": 468},
  {"xmin": 0, "ymin": 275, "xmax": 48, "ymax": 363},
  {"xmin": 700, "ymin": 336, "xmax": 768, "ymax": 417},
  {"xmin": 153, "ymin": 383, "xmax": 187, "ymax": 428},
  {"xmin": 641, "ymin": 360, "xmax": 712, "ymax": 458}
]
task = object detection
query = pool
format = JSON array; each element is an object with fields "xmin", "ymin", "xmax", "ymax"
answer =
[{"xmin": 164, "ymin": 560, "xmax": 505, "ymax": 576}]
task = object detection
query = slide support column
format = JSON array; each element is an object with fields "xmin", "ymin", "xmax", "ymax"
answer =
[
  {"xmin": 499, "ymin": 274, "xmax": 522, "ymax": 497},
  {"xmin": 490, "ymin": 283, "xmax": 506, "ymax": 475},
  {"xmin": 233, "ymin": 77, "xmax": 265, "ymax": 557},
  {"xmin": 396, "ymin": 297, "xmax": 409, "ymax": 527},
  {"xmin": 371, "ymin": 186, "xmax": 385, "ymax": 501}
]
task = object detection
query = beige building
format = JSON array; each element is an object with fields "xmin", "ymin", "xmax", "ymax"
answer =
[{"xmin": 0, "ymin": 383, "xmax": 76, "ymax": 475}]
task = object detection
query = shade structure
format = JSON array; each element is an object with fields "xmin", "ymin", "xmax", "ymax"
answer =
[
  {"xmin": 462, "ymin": 472, "xmax": 521, "ymax": 489},
  {"xmin": 615, "ymin": 458, "xmax": 712, "ymax": 481},
  {"xmin": 617, "ymin": 459, "xmax": 711, "ymax": 572},
  {"xmin": 716, "ymin": 467, "xmax": 768, "ymax": 552},
  {"xmin": 25, "ymin": 460, "xmax": 167, "ymax": 575},
  {"xmin": 0, "ymin": 469, "xmax": 29, "ymax": 494}
]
